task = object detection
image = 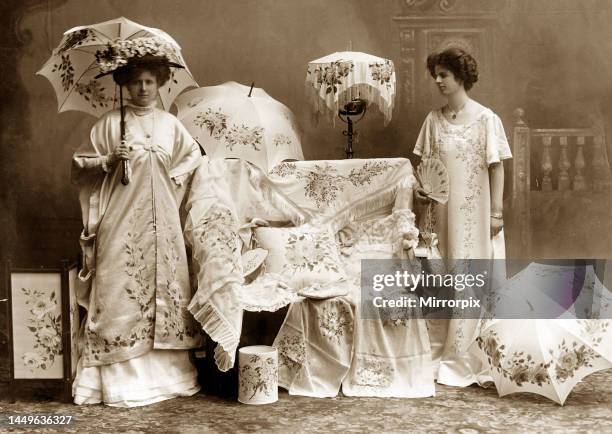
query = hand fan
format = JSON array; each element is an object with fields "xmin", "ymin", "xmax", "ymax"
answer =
[
  {"xmin": 242, "ymin": 248, "xmax": 268, "ymax": 277},
  {"xmin": 416, "ymin": 158, "xmax": 449, "ymax": 204}
]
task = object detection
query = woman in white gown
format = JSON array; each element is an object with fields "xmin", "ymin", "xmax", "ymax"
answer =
[
  {"xmin": 71, "ymin": 49, "xmax": 202, "ymax": 406},
  {"xmin": 413, "ymin": 46, "xmax": 512, "ymax": 386}
]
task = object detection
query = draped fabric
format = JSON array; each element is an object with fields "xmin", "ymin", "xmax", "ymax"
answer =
[
  {"xmin": 275, "ymin": 210, "xmax": 434, "ymax": 398},
  {"xmin": 185, "ymin": 157, "xmax": 431, "ymax": 400}
]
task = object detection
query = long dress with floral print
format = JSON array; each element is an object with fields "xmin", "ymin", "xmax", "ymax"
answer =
[
  {"xmin": 72, "ymin": 107, "xmax": 203, "ymax": 367},
  {"xmin": 413, "ymin": 107, "xmax": 512, "ymax": 387}
]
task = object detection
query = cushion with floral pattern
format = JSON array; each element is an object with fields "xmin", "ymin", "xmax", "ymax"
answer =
[{"xmin": 254, "ymin": 225, "xmax": 347, "ymax": 290}]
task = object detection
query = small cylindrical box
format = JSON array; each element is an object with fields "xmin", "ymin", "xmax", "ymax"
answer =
[{"xmin": 238, "ymin": 345, "xmax": 278, "ymax": 405}]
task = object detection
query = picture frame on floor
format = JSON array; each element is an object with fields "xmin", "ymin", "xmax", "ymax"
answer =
[{"xmin": 4, "ymin": 259, "xmax": 79, "ymax": 403}]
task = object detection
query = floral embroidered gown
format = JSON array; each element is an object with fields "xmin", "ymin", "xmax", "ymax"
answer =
[
  {"xmin": 413, "ymin": 106, "xmax": 512, "ymax": 387},
  {"xmin": 71, "ymin": 106, "xmax": 203, "ymax": 406}
]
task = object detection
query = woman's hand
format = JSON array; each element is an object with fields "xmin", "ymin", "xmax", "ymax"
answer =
[
  {"xmin": 414, "ymin": 187, "xmax": 432, "ymax": 204},
  {"xmin": 490, "ymin": 216, "xmax": 504, "ymax": 237},
  {"xmin": 402, "ymin": 242, "xmax": 416, "ymax": 260},
  {"xmin": 107, "ymin": 141, "xmax": 131, "ymax": 168}
]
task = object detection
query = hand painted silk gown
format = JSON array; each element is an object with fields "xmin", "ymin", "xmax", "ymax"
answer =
[
  {"xmin": 71, "ymin": 106, "xmax": 203, "ymax": 406},
  {"xmin": 413, "ymin": 107, "xmax": 512, "ymax": 386}
]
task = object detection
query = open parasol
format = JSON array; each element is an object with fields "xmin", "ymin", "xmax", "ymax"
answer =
[
  {"xmin": 175, "ymin": 81, "xmax": 303, "ymax": 172},
  {"xmin": 306, "ymin": 50, "xmax": 396, "ymax": 158},
  {"xmin": 37, "ymin": 17, "xmax": 197, "ymax": 184}
]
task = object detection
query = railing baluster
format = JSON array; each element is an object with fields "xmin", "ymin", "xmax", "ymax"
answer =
[
  {"xmin": 592, "ymin": 135, "xmax": 612, "ymax": 191},
  {"xmin": 541, "ymin": 135, "xmax": 553, "ymax": 191},
  {"xmin": 558, "ymin": 136, "xmax": 570, "ymax": 191},
  {"xmin": 574, "ymin": 136, "xmax": 586, "ymax": 191}
]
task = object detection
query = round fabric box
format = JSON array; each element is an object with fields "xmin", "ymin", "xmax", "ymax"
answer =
[{"xmin": 238, "ymin": 345, "xmax": 278, "ymax": 405}]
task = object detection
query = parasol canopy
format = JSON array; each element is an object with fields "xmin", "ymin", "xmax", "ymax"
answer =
[
  {"xmin": 306, "ymin": 51, "xmax": 396, "ymax": 125},
  {"xmin": 37, "ymin": 16, "xmax": 197, "ymax": 117},
  {"xmin": 175, "ymin": 81, "xmax": 303, "ymax": 172}
]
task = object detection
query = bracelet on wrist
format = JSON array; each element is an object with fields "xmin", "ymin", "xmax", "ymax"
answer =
[{"xmin": 491, "ymin": 212, "xmax": 503, "ymax": 219}]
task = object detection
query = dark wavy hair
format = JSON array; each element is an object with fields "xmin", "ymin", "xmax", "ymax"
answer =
[
  {"xmin": 112, "ymin": 55, "xmax": 171, "ymax": 87},
  {"xmin": 426, "ymin": 47, "xmax": 479, "ymax": 91}
]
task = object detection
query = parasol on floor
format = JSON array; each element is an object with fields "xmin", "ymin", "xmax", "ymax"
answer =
[{"xmin": 476, "ymin": 318, "xmax": 611, "ymax": 405}]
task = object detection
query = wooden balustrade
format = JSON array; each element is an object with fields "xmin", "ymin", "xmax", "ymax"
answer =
[
  {"xmin": 510, "ymin": 108, "xmax": 612, "ymax": 257},
  {"xmin": 523, "ymin": 128, "xmax": 612, "ymax": 192}
]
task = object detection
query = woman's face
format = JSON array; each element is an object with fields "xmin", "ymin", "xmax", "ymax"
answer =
[
  {"xmin": 126, "ymin": 70, "xmax": 159, "ymax": 107},
  {"xmin": 433, "ymin": 65, "xmax": 463, "ymax": 96}
]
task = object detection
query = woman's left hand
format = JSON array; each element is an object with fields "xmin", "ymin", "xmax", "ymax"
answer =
[{"xmin": 490, "ymin": 216, "xmax": 504, "ymax": 237}]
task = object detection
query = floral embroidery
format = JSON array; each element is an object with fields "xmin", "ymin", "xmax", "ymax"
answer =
[
  {"xmin": 551, "ymin": 340, "xmax": 598, "ymax": 383},
  {"xmin": 577, "ymin": 319, "xmax": 609, "ymax": 345},
  {"xmin": 283, "ymin": 230, "xmax": 342, "ymax": 275},
  {"xmin": 308, "ymin": 60, "xmax": 354, "ymax": 94},
  {"xmin": 435, "ymin": 110, "xmax": 489, "ymax": 256},
  {"xmin": 369, "ymin": 60, "xmax": 394, "ymax": 87},
  {"xmin": 160, "ymin": 221, "xmax": 198, "ymax": 341},
  {"xmin": 354, "ymin": 357, "xmax": 394, "ymax": 388},
  {"xmin": 85, "ymin": 306, "xmax": 154, "ymax": 362},
  {"xmin": 75, "ymin": 80, "xmax": 114, "ymax": 110},
  {"xmin": 194, "ymin": 107, "xmax": 228, "ymax": 139},
  {"xmin": 346, "ymin": 161, "xmax": 391, "ymax": 187},
  {"xmin": 275, "ymin": 334, "xmax": 306, "ymax": 371},
  {"xmin": 296, "ymin": 161, "xmax": 395, "ymax": 208},
  {"xmin": 194, "ymin": 205, "xmax": 242, "ymax": 274},
  {"xmin": 269, "ymin": 162, "xmax": 296, "ymax": 177},
  {"xmin": 58, "ymin": 29, "xmax": 94, "ymax": 53},
  {"xmin": 86, "ymin": 197, "xmax": 155, "ymax": 362},
  {"xmin": 318, "ymin": 301, "xmax": 352, "ymax": 342},
  {"xmin": 51, "ymin": 54, "xmax": 74, "ymax": 92},
  {"xmin": 273, "ymin": 133, "xmax": 292, "ymax": 147},
  {"xmin": 477, "ymin": 331, "xmax": 551, "ymax": 387},
  {"xmin": 298, "ymin": 164, "xmax": 343, "ymax": 208},
  {"xmin": 194, "ymin": 108, "xmax": 264, "ymax": 151},
  {"xmin": 239, "ymin": 354, "xmax": 278, "ymax": 399},
  {"xmin": 225, "ymin": 124, "xmax": 264, "ymax": 152},
  {"xmin": 20, "ymin": 288, "xmax": 62, "ymax": 371}
]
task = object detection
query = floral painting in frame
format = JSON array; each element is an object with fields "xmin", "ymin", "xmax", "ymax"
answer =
[{"xmin": 10, "ymin": 271, "xmax": 64, "ymax": 379}]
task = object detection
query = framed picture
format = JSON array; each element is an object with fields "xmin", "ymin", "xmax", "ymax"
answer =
[{"xmin": 5, "ymin": 259, "xmax": 79, "ymax": 402}]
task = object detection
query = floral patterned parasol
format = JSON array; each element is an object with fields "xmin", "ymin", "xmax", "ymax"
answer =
[
  {"xmin": 37, "ymin": 17, "xmax": 197, "ymax": 118},
  {"xmin": 306, "ymin": 51, "xmax": 396, "ymax": 125},
  {"xmin": 175, "ymin": 81, "xmax": 304, "ymax": 172}
]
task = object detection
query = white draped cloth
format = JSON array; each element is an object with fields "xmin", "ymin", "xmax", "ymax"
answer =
[
  {"xmin": 184, "ymin": 157, "xmax": 432, "ymax": 400},
  {"xmin": 268, "ymin": 160, "xmax": 434, "ymax": 398}
]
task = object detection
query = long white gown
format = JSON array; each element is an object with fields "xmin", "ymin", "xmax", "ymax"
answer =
[
  {"xmin": 413, "ymin": 106, "xmax": 513, "ymax": 386},
  {"xmin": 71, "ymin": 105, "xmax": 202, "ymax": 406}
]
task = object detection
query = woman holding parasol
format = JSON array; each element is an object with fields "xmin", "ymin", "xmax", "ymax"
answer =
[{"xmin": 70, "ymin": 37, "xmax": 203, "ymax": 407}]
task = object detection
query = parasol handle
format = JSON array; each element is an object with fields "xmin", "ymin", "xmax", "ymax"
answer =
[
  {"xmin": 248, "ymin": 82, "xmax": 254, "ymax": 97},
  {"xmin": 119, "ymin": 86, "xmax": 130, "ymax": 185}
]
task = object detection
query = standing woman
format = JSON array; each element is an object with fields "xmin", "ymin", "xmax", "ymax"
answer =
[
  {"xmin": 71, "ymin": 42, "xmax": 203, "ymax": 406},
  {"xmin": 413, "ymin": 46, "xmax": 512, "ymax": 386}
]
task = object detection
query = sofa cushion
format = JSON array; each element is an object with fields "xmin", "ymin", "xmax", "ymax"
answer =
[{"xmin": 254, "ymin": 226, "xmax": 347, "ymax": 290}]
